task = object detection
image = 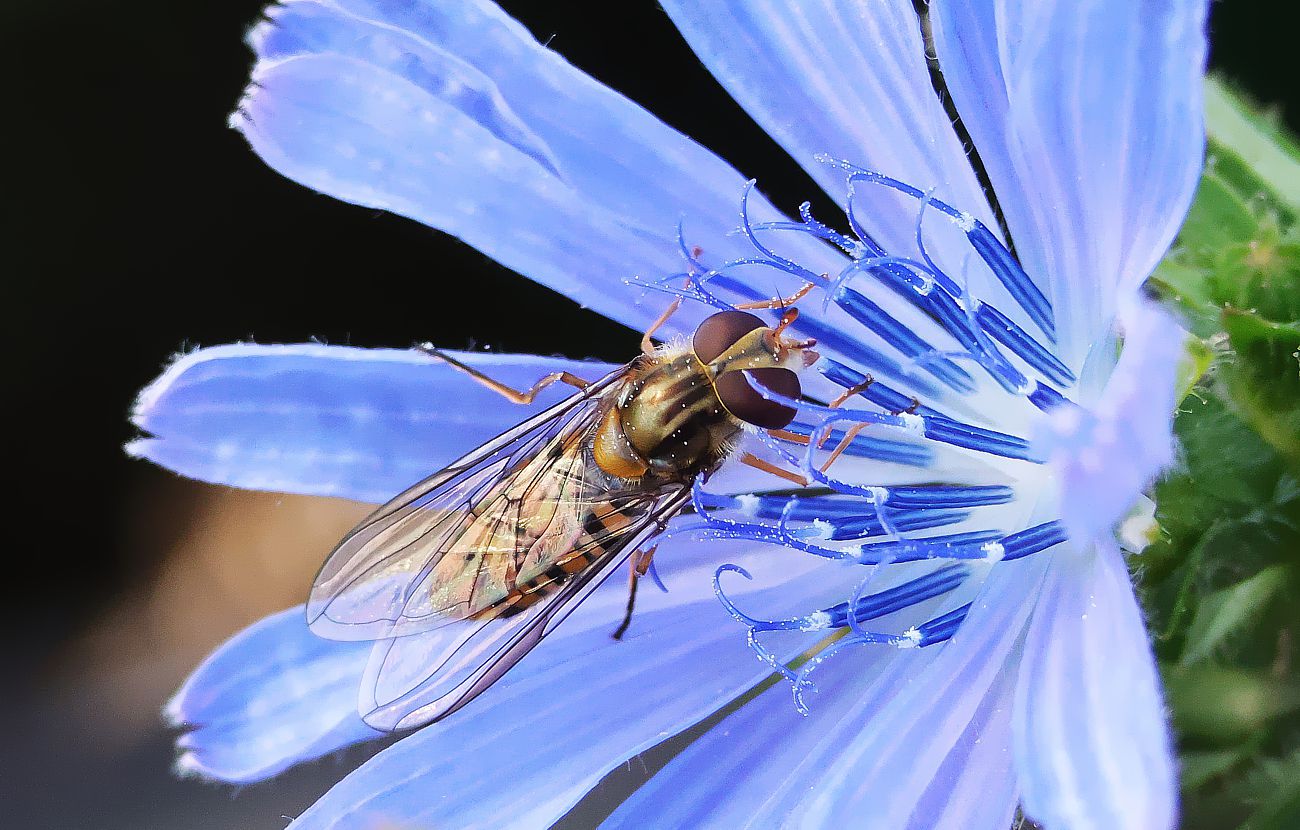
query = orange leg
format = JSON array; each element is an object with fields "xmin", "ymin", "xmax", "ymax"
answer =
[
  {"xmin": 767, "ymin": 428, "xmax": 811, "ymax": 446},
  {"xmin": 819, "ymin": 392, "xmax": 921, "ymax": 474},
  {"xmin": 641, "ymin": 298, "xmax": 683, "ymax": 355},
  {"xmin": 819, "ymin": 423, "xmax": 870, "ymax": 472},
  {"xmin": 827, "ymin": 375, "xmax": 876, "ymax": 409},
  {"xmin": 738, "ymin": 452, "xmax": 809, "ymax": 487},
  {"xmin": 896, "ymin": 397, "xmax": 921, "ymax": 415},
  {"xmin": 416, "ymin": 346, "xmax": 590, "ymax": 404},
  {"xmin": 613, "ymin": 546, "xmax": 658, "ymax": 640},
  {"xmin": 734, "ymin": 281, "xmax": 816, "ymax": 310}
]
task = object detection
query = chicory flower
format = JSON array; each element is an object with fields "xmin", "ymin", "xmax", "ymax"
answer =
[{"xmin": 131, "ymin": 1, "xmax": 1208, "ymax": 828}]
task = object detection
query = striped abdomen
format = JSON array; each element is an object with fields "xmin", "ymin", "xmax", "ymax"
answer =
[{"xmin": 490, "ymin": 499, "xmax": 647, "ymax": 618}]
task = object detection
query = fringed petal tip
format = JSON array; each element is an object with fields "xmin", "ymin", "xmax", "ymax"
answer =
[
  {"xmin": 161, "ymin": 687, "xmax": 188, "ymax": 730},
  {"xmin": 1035, "ymin": 299, "xmax": 1184, "ymax": 545},
  {"xmin": 172, "ymin": 750, "xmax": 208, "ymax": 781},
  {"xmin": 163, "ymin": 605, "xmax": 381, "ymax": 785}
]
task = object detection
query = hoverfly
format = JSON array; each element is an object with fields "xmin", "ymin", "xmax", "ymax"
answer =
[{"xmin": 307, "ymin": 296, "xmax": 819, "ymax": 731}]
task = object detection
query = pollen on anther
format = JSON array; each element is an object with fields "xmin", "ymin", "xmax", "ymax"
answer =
[
  {"xmin": 899, "ymin": 627, "xmax": 923, "ymax": 648},
  {"xmin": 981, "ymin": 541, "xmax": 1006, "ymax": 562},
  {"xmin": 801, "ymin": 610, "xmax": 833, "ymax": 631},
  {"xmin": 897, "ymin": 412, "xmax": 925, "ymax": 435},
  {"xmin": 733, "ymin": 494, "xmax": 760, "ymax": 516}
]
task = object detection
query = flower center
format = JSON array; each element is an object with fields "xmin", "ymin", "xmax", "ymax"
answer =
[{"xmin": 634, "ymin": 162, "xmax": 1081, "ymax": 709}]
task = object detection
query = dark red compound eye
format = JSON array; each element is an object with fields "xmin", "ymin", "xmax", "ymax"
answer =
[
  {"xmin": 692, "ymin": 310, "xmax": 767, "ymax": 363},
  {"xmin": 715, "ymin": 367, "xmax": 801, "ymax": 429}
]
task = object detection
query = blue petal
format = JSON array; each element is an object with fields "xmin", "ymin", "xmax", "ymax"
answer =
[
  {"xmin": 931, "ymin": 0, "xmax": 1208, "ymax": 366},
  {"xmin": 905, "ymin": 664, "xmax": 1019, "ymax": 830},
  {"xmin": 1014, "ymin": 542, "xmax": 1177, "ymax": 830},
  {"xmin": 236, "ymin": 0, "xmax": 846, "ymax": 340},
  {"xmin": 166, "ymin": 606, "xmax": 381, "ymax": 783},
  {"xmin": 1036, "ymin": 301, "xmax": 1182, "ymax": 545},
  {"xmin": 603, "ymin": 558, "xmax": 1047, "ymax": 829},
  {"xmin": 129, "ymin": 344, "xmax": 617, "ymax": 504},
  {"xmin": 287, "ymin": 543, "xmax": 859, "ymax": 829},
  {"xmin": 239, "ymin": 1, "xmax": 993, "ymax": 402},
  {"xmin": 658, "ymin": 1, "xmax": 1012, "ymax": 303}
]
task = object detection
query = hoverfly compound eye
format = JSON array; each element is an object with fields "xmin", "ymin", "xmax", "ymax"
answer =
[
  {"xmin": 692, "ymin": 310, "xmax": 767, "ymax": 363},
  {"xmin": 715, "ymin": 367, "xmax": 800, "ymax": 429}
]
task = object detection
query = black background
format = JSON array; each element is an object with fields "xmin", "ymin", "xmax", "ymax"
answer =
[{"xmin": 4, "ymin": 1, "xmax": 1297, "ymax": 827}]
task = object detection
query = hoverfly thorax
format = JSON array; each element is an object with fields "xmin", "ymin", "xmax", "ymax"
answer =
[{"xmin": 592, "ymin": 309, "xmax": 819, "ymax": 483}]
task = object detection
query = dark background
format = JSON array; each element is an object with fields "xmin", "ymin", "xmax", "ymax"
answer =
[{"xmin": 4, "ymin": 1, "xmax": 1297, "ymax": 827}]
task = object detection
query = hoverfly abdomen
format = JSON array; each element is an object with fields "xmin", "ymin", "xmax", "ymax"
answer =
[{"xmin": 490, "ymin": 499, "xmax": 647, "ymax": 619}]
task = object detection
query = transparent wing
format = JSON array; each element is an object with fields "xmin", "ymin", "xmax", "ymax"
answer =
[
  {"xmin": 307, "ymin": 368, "xmax": 628, "ymax": 642},
  {"xmin": 360, "ymin": 487, "xmax": 692, "ymax": 731}
]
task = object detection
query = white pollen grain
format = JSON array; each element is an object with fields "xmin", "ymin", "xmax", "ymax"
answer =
[
  {"xmin": 801, "ymin": 610, "xmax": 833, "ymax": 631},
  {"xmin": 733, "ymin": 494, "xmax": 760, "ymax": 516},
  {"xmin": 981, "ymin": 541, "xmax": 1006, "ymax": 562}
]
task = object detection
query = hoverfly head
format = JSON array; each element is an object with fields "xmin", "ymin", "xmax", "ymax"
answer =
[{"xmin": 691, "ymin": 309, "xmax": 819, "ymax": 429}]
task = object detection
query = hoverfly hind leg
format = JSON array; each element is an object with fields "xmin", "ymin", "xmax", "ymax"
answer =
[
  {"xmin": 415, "ymin": 344, "xmax": 591, "ymax": 405},
  {"xmin": 612, "ymin": 545, "xmax": 659, "ymax": 640}
]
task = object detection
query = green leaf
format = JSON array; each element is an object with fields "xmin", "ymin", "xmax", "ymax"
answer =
[
  {"xmin": 1180, "ymin": 565, "xmax": 1290, "ymax": 666},
  {"xmin": 1214, "ymin": 235, "xmax": 1300, "ymax": 469},
  {"xmin": 1165, "ymin": 664, "xmax": 1300, "ymax": 743},
  {"xmin": 1176, "ymin": 334, "xmax": 1216, "ymax": 403},
  {"xmin": 1241, "ymin": 753, "xmax": 1300, "ymax": 830},
  {"xmin": 1178, "ymin": 167, "xmax": 1260, "ymax": 252},
  {"xmin": 1203, "ymin": 76, "xmax": 1300, "ymax": 216},
  {"xmin": 1181, "ymin": 745, "xmax": 1255, "ymax": 790}
]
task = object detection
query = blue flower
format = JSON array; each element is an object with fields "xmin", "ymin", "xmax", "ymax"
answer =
[{"xmin": 131, "ymin": 1, "xmax": 1208, "ymax": 828}]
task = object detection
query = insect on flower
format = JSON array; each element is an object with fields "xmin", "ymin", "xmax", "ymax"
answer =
[
  {"xmin": 135, "ymin": 0, "xmax": 1210, "ymax": 826},
  {"xmin": 310, "ymin": 298, "xmax": 828, "ymax": 729}
]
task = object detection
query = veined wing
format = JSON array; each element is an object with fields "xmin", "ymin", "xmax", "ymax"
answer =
[
  {"xmin": 307, "ymin": 365, "xmax": 630, "ymax": 641},
  {"xmin": 360, "ymin": 486, "xmax": 692, "ymax": 730}
]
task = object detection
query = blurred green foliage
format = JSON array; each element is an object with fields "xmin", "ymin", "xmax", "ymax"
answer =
[{"xmin": 1147, "ymin": 76, "xmax": 1300, "ymax": 830}]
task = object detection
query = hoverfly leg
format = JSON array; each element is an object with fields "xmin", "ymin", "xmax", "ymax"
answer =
[
  {"xmin": 641, "ymin": 298, "xmax": 683, "ymax": 355},
  {"xmin": 819, "ymin": 391, "xmax": 920, "ymax": 474},
  {"xmin": 894, "ymin": 397, "xmax": 921, "ymax": 416},
  {"xmin": 612, "ymin": 545, "xmax": 658, "ymax": 640},
  {"xmin": 415, "ymin": 345, "xmax": 591, "ymax": 405},
  {"xmin": 734, "ymin": 280, "xmax": 816, "ymax": 311},
  {"xmin": 827, "ymin": 375, "xmax": 876, "ymax": 410},
  {"xmin": 737, "ymin": 452, "xmax": 809, "ymax": 487},
  {"xmin": 766, "ymin": 428, "xmax": 811, "ymax": 446},
  {"xmin": 819, "ymin": 423, "xmax": 870, "ymax": 472}
]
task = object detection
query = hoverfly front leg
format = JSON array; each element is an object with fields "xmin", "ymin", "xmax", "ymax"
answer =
[
  {"xmin": 736, "ymin": 452, "xmax": 809, "ymax": 487},
  {"xmin": 416, "ymin": 345, "xmax": 591, "ymax": 405},
  {"xmin": 641, "ymin": 298, "xmax": 683, "ymax": 356},
  {"xmin": 612, "ymin": 545, "xmax": 659, "ymax": 640},
  {"xmin": 803, "ymin": 378, "xmax": 921, "ymax": 474},
  {"xmin": 733, "ymin": 280, "xmax": 816, "ymax": 311}
]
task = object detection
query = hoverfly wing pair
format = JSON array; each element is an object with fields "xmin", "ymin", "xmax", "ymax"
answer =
[{"xmin": 307, "ymin": 365, "xmax": 691, "ymax": 731}]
